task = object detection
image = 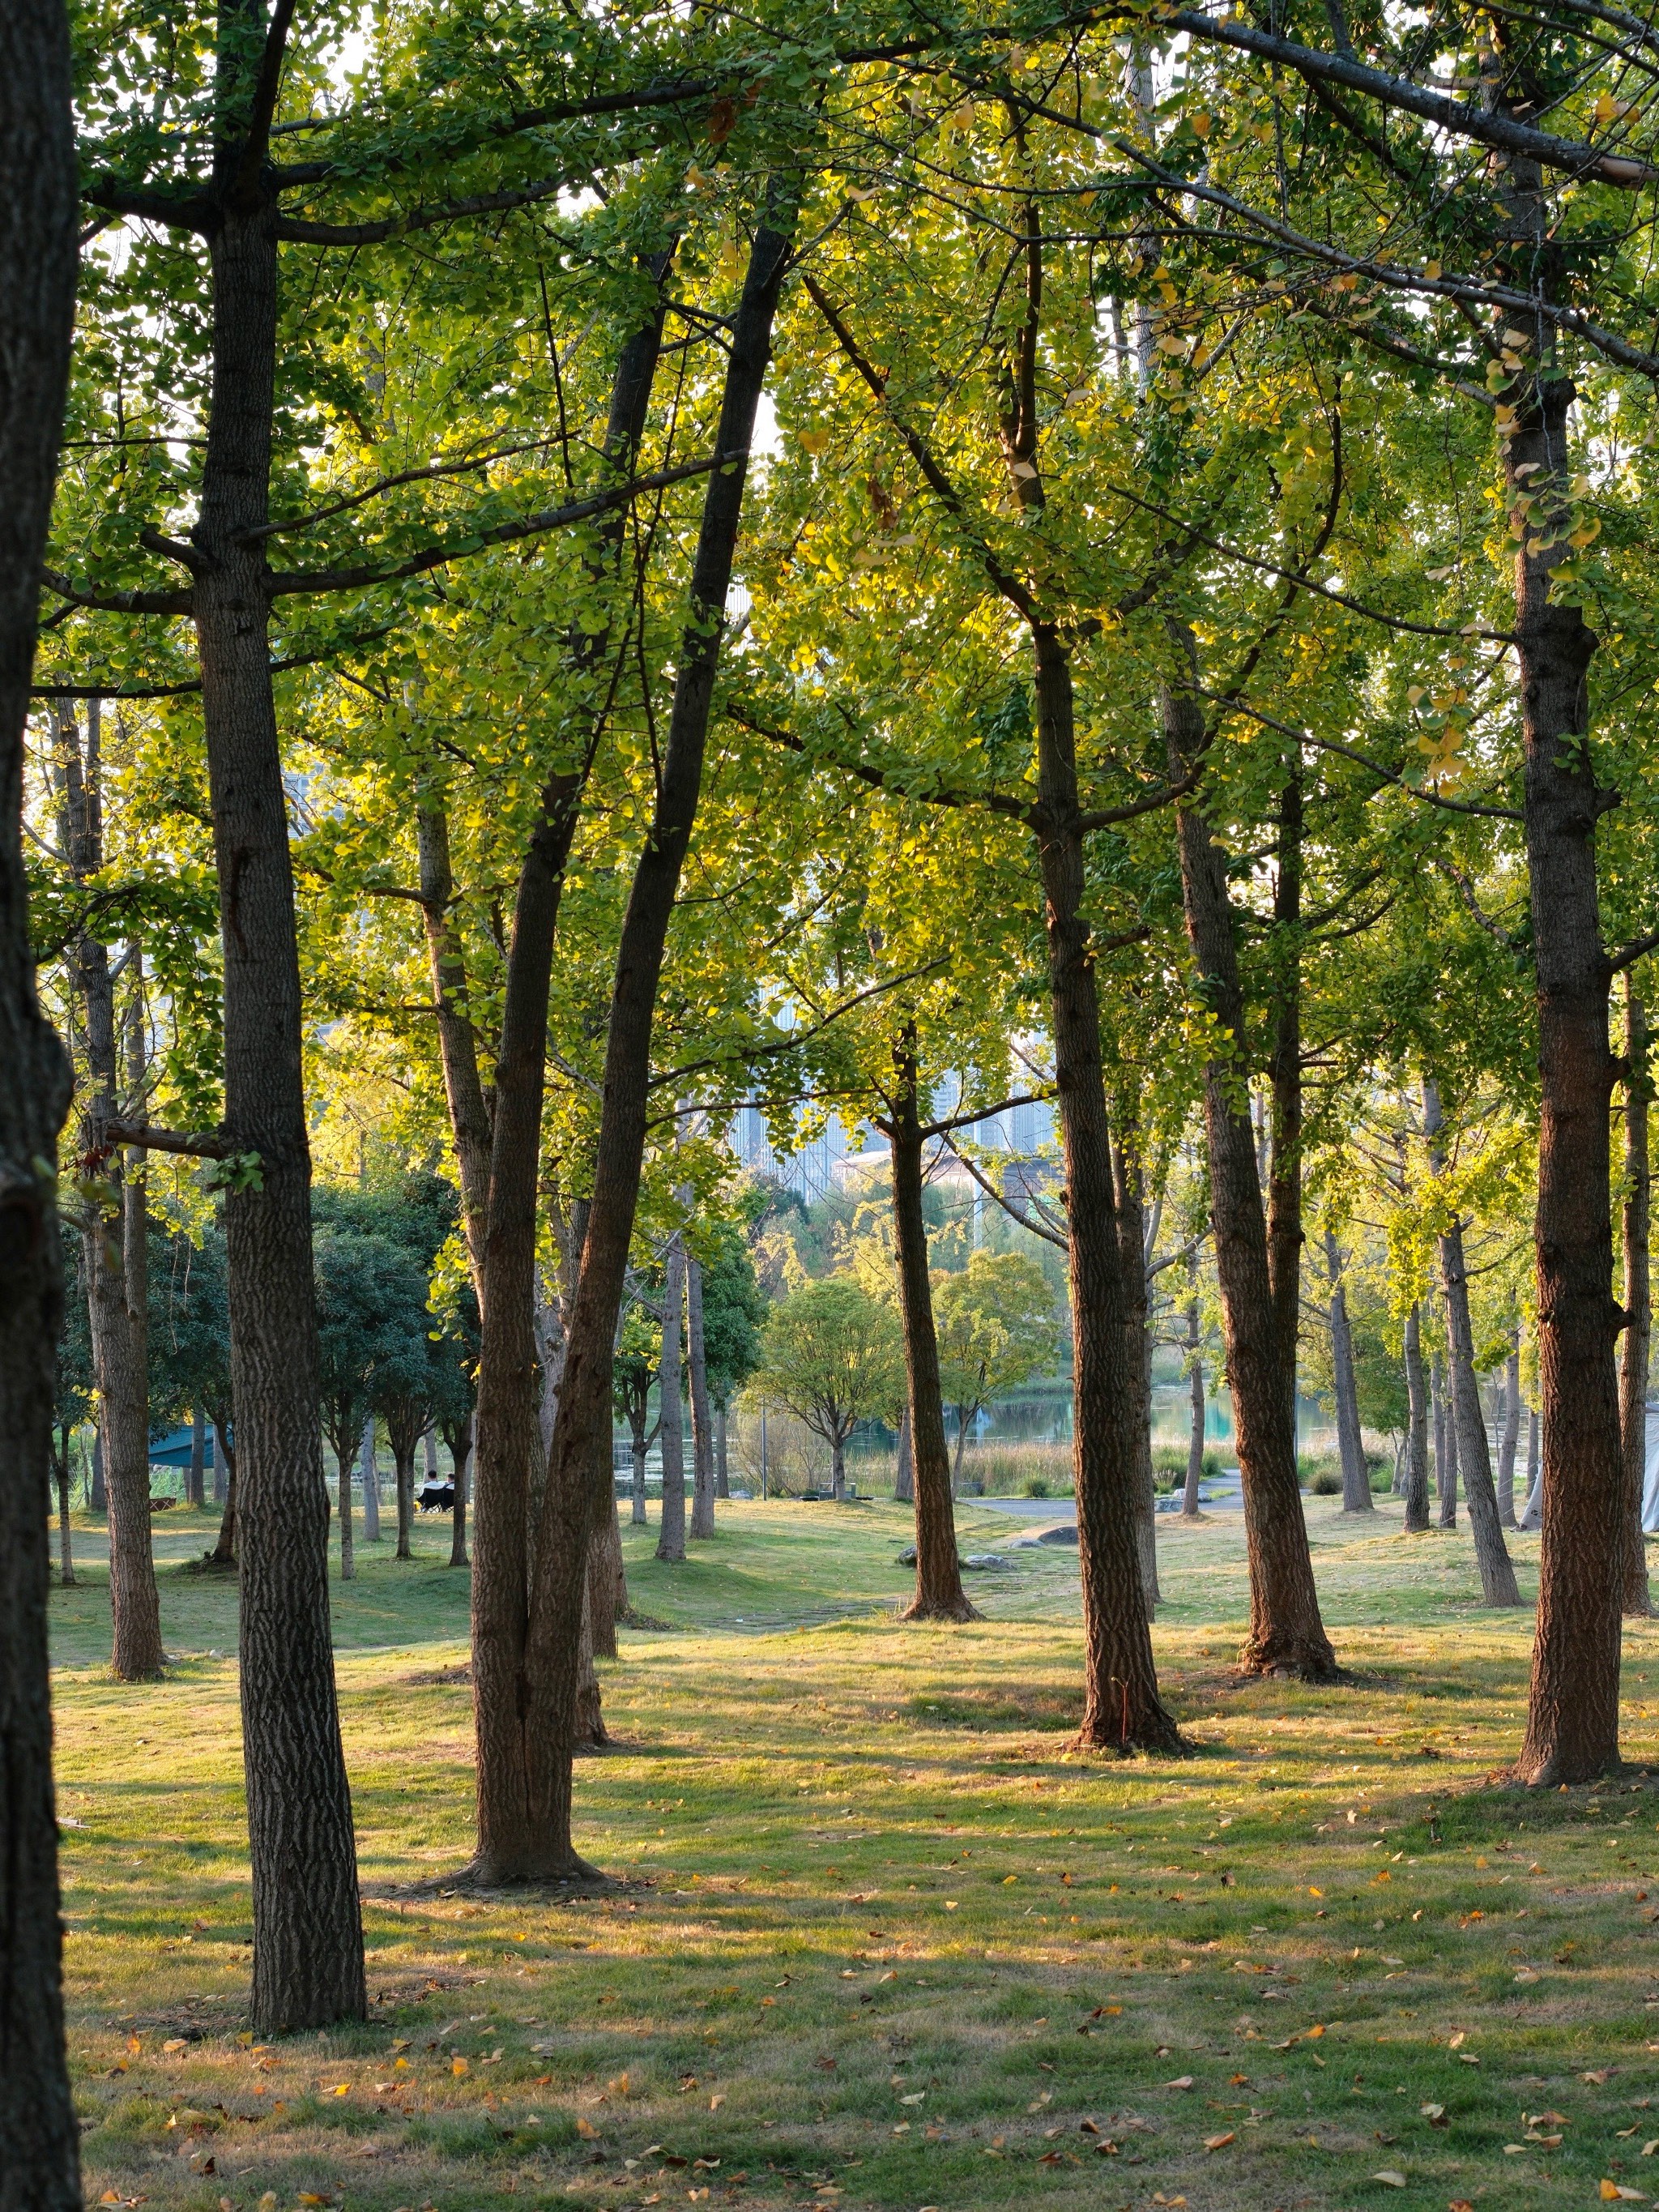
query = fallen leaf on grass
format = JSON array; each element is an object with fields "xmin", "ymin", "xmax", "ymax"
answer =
[
  {"xmin": 1371, "ymin": 2173, "xmax": 1407, "ymax": 2189},
  {"xmin": 1205, "ymin": 2131, "xmax": 1235, "ymax": 2150},
  {"xmin": 575, "ymin": 2116, "xmax": 599, "ymax": 2139},
  {"xmin": 1166, "ymin": 2075, "xmax": 1195, "ymax": 2090},
  {"xmin": 1602, "ymin": 2184, "xmax": 1647, "ymax": 2201},
  {"xmin": 1420, "ymin": 2104, "xmax": 1446, "ymax": 2124},
  {"xmin": 450, "ymin": 2057, "xmax": 467, "ymax": 2077},
  {"xmin": 1586, "ymin": 2070, "xmax": 1616, "ymax": 2086}
]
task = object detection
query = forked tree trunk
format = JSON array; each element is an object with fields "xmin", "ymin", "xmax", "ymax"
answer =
[
  {"xmin": 687, "ymin": 1249, "xmax": 716, "ymax": 1539},
  {"xmin": 893, "ymin": 1403, "xmax": 915, "ymax": 1503},
  {"xmin": 0, "ymin": 11, "xmax": 80, "ymax": 2197},
  {"xmin": 1164, "ymin": 640, "xmax": 1336, "ymax": 1680},
  {"xmin": 1402, "ymin": 1303, "xmax": 1431, "ymax": 1532},
  {"xmin": 1425, "ymin": 1078, "xmax": 1520, "ymax": 1603},
  {"xmin": 505, "ymin": 201, "xmax": 800, "ymax": 1879},
  {"xmin": 467, "ymin": 278, "xmax": 673, "ymax": 1881},
  {"xmin": 1498, "ymin": 1337, "xmax": 1521, "ymax": 1528},
  {"xmin": 1618, "ymin": 980, "xmax": 1653, "ymax": 1613},
  {"xmin": 885, "ymin": 1041, "xmax": 975, "ymax": 1624},
  {"xmin": 1183, "ymin": 1296, "xmax": 1205, "ymax": 1518},
  {"xmin": 1032, "ymin": 620, "xmax": 1179, "ymax": 1748},
  {"xmin": 1324, "ymin": 1233, "xmax": 1371, "ymax": 1514},
  {"xmin": 656, "ymin": 1236, "xmax": 687, "ymax": 1562}
]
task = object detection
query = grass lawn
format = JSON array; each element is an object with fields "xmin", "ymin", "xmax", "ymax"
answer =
[{"xmin": 49, "ymin": 1492, "xmax": 1659, "ymax": 2212}]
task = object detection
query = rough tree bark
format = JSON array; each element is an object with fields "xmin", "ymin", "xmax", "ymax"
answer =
[
  {"xmin": 1622, "ymin": 982, "xmax": 1652, "ymax": 1616},
  {"xmin": 1267, "ymin": 769, "xmax": 1304, "ymax": 1432},
  {"xmin": 883, "ymin": 1036, "xmax": 975, "ymax": 1623},
  {"xmin": 0, "ymin": 2, "xmax": 80, "ymax": 2190},
  {"xmin": 893, "ymin": 1403, "xmax": 915, "ymax": 1503},
  {"xmin": 503, "ymin": 200, "xmax": 801, "ymax": 1878},
  {"xmin": 1164, "ymin": 636, "xmax": 1337, "ymax": 1679},
  {"xmin": 1324, "ymin": 1231, "xmax": 1372, "ymax": 1514},
  {"xmin": 207, "ymin": 1408, "xmax": 237, "ymax": 1566},
  {"xmin": 1424, "ymin": 1078, "xmax": 1521, "ymax": 1603},
  {"xmin": 1521, "ymin": 1409, "xmax": 1542, "ymax": 1528},
  {"xmin": 385, "ymin": 1399, "xmax": 422, "ymax": 1561},
  {"xmin": 1431, "ymin": 1350, "xmax": 1456, "ymax": 1527},
  {"xmin": 1403, "ymin": 1302, "xmax": 1431, "ymax": 1532},
  {"xmin": 687, "ymin": 1249, "xmax": 716, "ymax": 1539},
  {"xmin": 656, "ymin": 1236, "xmax": 687, "ymax": 1563},
  {"xmin": 1498, "ymin": 1334, "xmax": 1521, "ymax": 1529},
  {"xmin": 1111, "ymin": 1129, "xmax": 1160, "ymax": 1608},
  {"xmin": 188, "ymin": 1405, "xmax": 207, "ymax": 1509}
]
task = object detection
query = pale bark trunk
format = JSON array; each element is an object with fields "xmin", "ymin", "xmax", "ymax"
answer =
[
  {"xmin": 657, "ymin": 1236, "xmax": 686, "ymax": 1561},
  {"xmin": 0, "ymin": 18, "xmax": 81, "ymax": 2199},
  {"xmin": 687, "ymin": 1249, "xmax": 715, "ymax": 1539},
  {"xmin": 1498, "ymin": 1339, "xmax": 1521, "ymax": 1528},
  {"xmin": 1324, "ymin": 1232, "xmax": 1371, "ymax": 1514}
]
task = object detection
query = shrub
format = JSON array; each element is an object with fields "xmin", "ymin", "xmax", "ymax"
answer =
[{"xmin": 1023, "ymin": 1475, "xmax": 1051, "ymax": 1499}]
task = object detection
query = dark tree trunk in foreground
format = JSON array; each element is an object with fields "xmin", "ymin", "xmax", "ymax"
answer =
[
  {"xmin": 1498, "ymin": 1336, "xmax": 1521, "ymax": 1528},
  {"xmin": 884, "ymin": 1040, "xmax": 975, "ymax": 1623},
  {"xmin": 1622, "ymin": 983, "xmax": 1653, "ymax": 1616},
  {"xmin": 1164, "ymin": 641, "xmax": 1337, "ymax": 1679},
  {"xmin": 687, "ymin": 1250, "xmax": 716, "ymax": 1539},
  {"xmin": 1183, "ymin": 1291, "xmax": 1205, "ymax": 1518},
  {"xmin": 1402, "ymin": 1303, "xmax": 1431, "ymax": 1532},
  {"xmin": 1325, "ymin": 1232, "xmax": 1371, "ymax": 1514},
  {"xmin": 0, "ymin": 5, "xmax": 79, "ymax": 2193},
  {"xmin": 1422, "ymin": 1081, "xmax": 1520, "ymax": 1608},
  {"xmin": 469, "ymin": 204, "xmax": 797, "ymax": 1881},
  {"xmin": 1032, "ymin": 619, "xmax": 1179, "ymax": 1749},
  {"xmin": 197, "ymin": 43, "xmax": 362, "ymax": 2022},
  {"xmin": 656, "ymin": 1237, "xmax": 687, "ymax": 1562}
]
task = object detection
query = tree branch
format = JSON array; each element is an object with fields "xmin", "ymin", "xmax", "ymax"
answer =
[
  {"xmin": 938, "ymin": 1129, "xmax": 1067, "ymax": 1247},
  {"xmin": 96, "ymin": 1119, "xmax": 244, "ymax": 1161},
  {"xmin": 40, "ymin": 570, "xmax": 192, "ymax": 617}
]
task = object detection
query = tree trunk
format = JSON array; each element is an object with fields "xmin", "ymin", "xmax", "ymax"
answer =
[
  {"xmin": 830, "ymin": 1428, "xmax": 847, "ymax": 1501},
  {"xmin": 656, "ymin": 1236, "xmax": 687, "ymax": 1561},
  {"xmin": 586, "ymin": 1486, "xmax": 624, "ymax": 1659},
  {"xmin": 886, "ymin": 1039, "xmax": 975, "ymax": 1622},
  {"xmin": 1403, "ymin": 1303, "xmax": 1431, "ymax": 1532},
  {"xmin": 629, "ymin": 1403, "xmax": 649, "ymax": 1526},
  {"xmin": 1622, "ymin": 982, "xmax": 1653, "ymax": 1615},
  {"xmin": 1111, "ymin": 1128, "xmax": 1159, "ymax": 1608},
  {"xmin": 58, "ymin": 698, "xmax": 163, "ymax": 1680},
  {"xmin": 1431, "ymin": 1352, "xmax": 1456, "ymax": 1527},
  {"xmin": 445, "ymin": 1411, "xmax": 472, "ymax": 1569},
  {"xmin": 207, "ymin": 1411, "xmax": 237, "ymax": 1565},
  {"xmin": 507, "ymin": 201, "xmax": 800, "ymax": 1881},
  {"xmin": 1425, "ymin": 1078, "xmax": 1520, "ymax": 1603},
  {"xmin": 211, "ymin": 1419, "xmax": 226, "ymax": 1505},
  {"xmin": 392, "ymin": 1440, "xmax": 414, "ymax": 1560},
  {"xmin": 1325, "ymin": 1232, "xmax": 1371, "ymax": 1514},
  {"xmin": 687, "ymin": 1249, "xmax": 716, "ymax": 1539},
  {"xmin": 1183, "ymin": 1295, "xmax": 1205, "ymax": 1518},
  {"xmin": 337, "ymin": 1439, "xmax": 354, "ymax": 1582},
  {"xmin": 1164, "ymin": 637, "xmax": 1337, "ymax": 1679},
  {"xmin": 191, "ymin": 84, "xmax": 362, "ymax": 2020},
  {"xmin": 1031, "ymin": 619, "xmax": 1179, "ymax": 1748},
  {"xmin": 1498, "ymin": 1335, "xmax": 1521, "ymax": 1528},
  {"xmin": 1268, "ymin": 769, "xmax": 1304, "ymax": 1432},
  {"xmin": 359, "ymin": 1415, "xmax": 379, "ymax": 1541},
  {"xmin": 91, "ymin": 1426, "xmax": 105, "ymax": 1513},
  {"xmin": 1521, "ymin": 1409, "xmax": 1542, "ymax": 1527},
  {"xmin": 188, "ymin": 1405, "xmax": 207, "ymax": 1510},
  {"xmin": 893, "ymin": 1403, "xmax": 914, "ymax": 1503},
  {"xmin": 0, "ymin": 20, "xmax": 81, "ymax": 2203},
  {"xmin": 56, "ymin": 1435, "xmax": 75, "ymax": 1586},
  {"xmin": 715, "ymin": 1403, "xmax": 730, "ymax": 1498},
  {"xmin": 416, "ymin": 803, "xmax": 494, "ymax": 1289}
]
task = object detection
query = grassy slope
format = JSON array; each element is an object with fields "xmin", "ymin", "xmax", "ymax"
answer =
[{"xmin": 50, "ymin": 1493, "xmax": 1659, "ymax": 2212}]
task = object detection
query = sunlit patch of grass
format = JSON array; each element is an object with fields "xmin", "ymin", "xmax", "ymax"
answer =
[{"xmin": 49, "ymin": 1496, "xmax": 1659, "ymax": 2209}]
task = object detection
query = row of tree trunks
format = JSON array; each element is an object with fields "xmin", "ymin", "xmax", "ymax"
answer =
[
  {"xmin": 884, "ymin": 1037, "xmax": 975, "ymax": 1623},
  {"xmin": 1162, "ymin": 634, "xmax": 1337, "ymax": 1680},
  {"xmin": 0, "ymin": 0, "xmax": 82, "ymax": 2192}
]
